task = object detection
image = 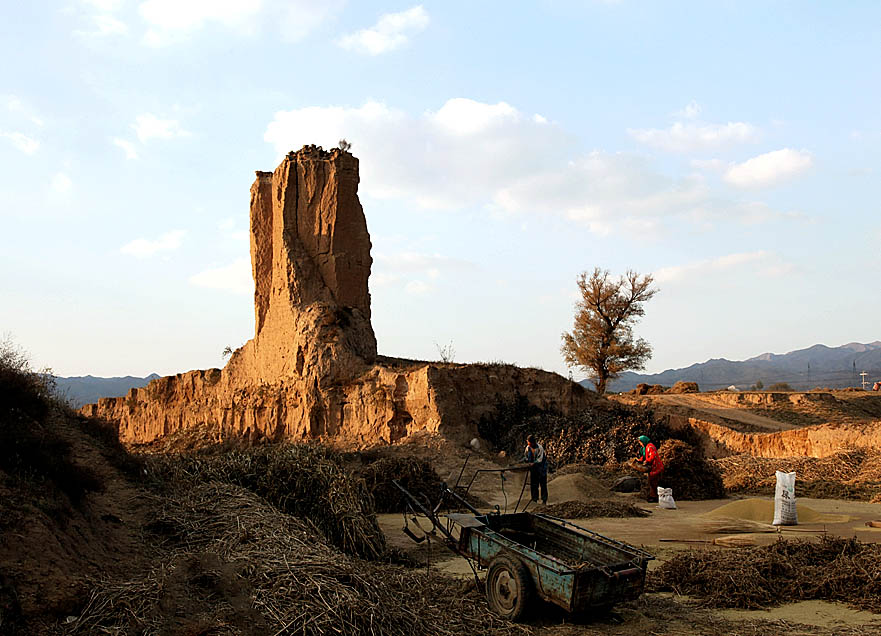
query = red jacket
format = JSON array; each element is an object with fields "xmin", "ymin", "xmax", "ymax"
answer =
[{"xmin": 643, "ymin": 442, "xmax": 664, "ymax": 473}]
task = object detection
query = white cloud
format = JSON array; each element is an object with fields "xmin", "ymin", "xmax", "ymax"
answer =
[
  {"xmin": 139, "ymin": 0, "xmax": 342, "ymax": 45},
  {"xmin": 337, "ymin": 5, "xmax": 429, "ymax": 55},
  {"xmin": 0, "ymin": 131, "xmax": 40, "ymax": 154},
  {"xmin": 132, "ymin": 113, "xmax": 190, "ymax": 143},
  {"xmin": 120, "ymin": 229, "xmax": 186, "ymax": 257},
  {"xmin": 112, "ymin": 137, "xmax": 139, "ymax": 159},
  {"xmin": 628, "ymin": 121, "xmax": 759, "ymax": 152},
  {"xmin": 82, "ymin": 14, "xmax": 129, "ymax": 36},
  {"xmin": 653, "ymin": 250, "xmax": 772, "ymax": 283},
  {"xmin": 82, "ymin": 0, "xmax": 123, "ymax": 10},
  {"xmin": 5, "ymin": 96, "xmax": 43, "ymax": 126},
  {"xmin": 724, "ymin": 148, "xmax": 813, "ymax": 189},
  {"xmin": 264, "ymin": 98, "xmax": 798, "ymax": 235},
  {"xmin": 404, "ymin": 280, "xmax": 431, "ymax": 295},
  {"xmin": 50, "ymin": 172, "xmax": 73, "ymax": 193},
  {"xmin": 140, "ymin": 0, "xmax": 262, "ymax": 44},
  {"xmin": 189, "ymin": 257, "xmax": 253, "ymax": 294},
  {"xmin": 676, "ymin": 100, "xmax": 702, "ymax": 119},
  {"xmin": 689, "ymin": 158, "xmax": 726, "ymax": 173}
]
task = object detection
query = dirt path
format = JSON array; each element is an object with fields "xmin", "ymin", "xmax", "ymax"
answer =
[{"xmin": 623, "ymin": 393, "xmax": 802, "ymax": 432}]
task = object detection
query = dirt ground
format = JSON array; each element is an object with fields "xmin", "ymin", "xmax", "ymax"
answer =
[
  {"xmin": 378, "ymin": 445, "xmax": 881, "ymax": 635},
  {"xmin": 613, "ymin": 390, "xmax": 881, "ymax": 434}
]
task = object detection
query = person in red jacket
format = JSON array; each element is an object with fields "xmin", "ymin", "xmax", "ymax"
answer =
[{"xmin": 636, "ymin": 435, "xmax": 664, "ymax": 502}]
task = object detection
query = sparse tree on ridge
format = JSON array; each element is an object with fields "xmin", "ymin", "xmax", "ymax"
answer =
[{"xmin": 561, "ymin": 268, "xmax": 658, "ymax": 394}]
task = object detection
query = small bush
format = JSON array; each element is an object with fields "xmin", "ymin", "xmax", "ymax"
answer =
[{"xmin": 768, "ymin": 382, "xmax": 793, "ymax": 391}]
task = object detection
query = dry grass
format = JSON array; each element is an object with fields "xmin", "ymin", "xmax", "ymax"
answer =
[
  {"xmin": 143, "ymin": 444, "xmax": 387, "ymax": 559},
  {"xmin": 649, "ymin": 536, "xmax": 881, "ymax": 612},
  {"xmin": 713, "ymin": 450, "xmax": 881, "ymax": 501},
  {"xmin": 67, "ymin": 483, "xmax": 531, "ymax": 636}
]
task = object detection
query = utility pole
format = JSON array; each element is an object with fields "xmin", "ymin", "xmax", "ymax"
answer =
[{"xmin": 860, "ymin": 371, "xmax": 869, "ymax": 390}]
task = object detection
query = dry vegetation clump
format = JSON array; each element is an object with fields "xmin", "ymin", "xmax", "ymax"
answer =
[
  {"xmin": 534, "ymin": 500, "xmax": 651, "ymax": 519},
  {"xmin": 144, "ymin": 444, "xmax": 387, "ymax": 559},
  {"xmin": 649, "ymin": 536, "xmax": 881, "ymax": 612},
  {"xmin": 359, "ymin": 456, "xmax": 446, "ymax": 513},
  {"xmin": 713, "ymin": 450, "xmax": 881, "ymax": 501},
  {"xmin": 0, "ymin": 339, "xmax": 104, "ymax": 525},
  {"xmin": 657, "ymin": 439, "xmax": 726, "ymax": 500},
  {"xmin": 72, "ymin": 482, "xmax": 531, "ymax": 636}
]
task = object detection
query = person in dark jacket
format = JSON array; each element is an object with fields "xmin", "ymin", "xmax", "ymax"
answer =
[
  {"xmin": 636, "ymin": 435, "xmax": 664, "ymax": 502},
  {"xmin": 524, "ymin": 434, "xmax": 548, "ymax": 504}
]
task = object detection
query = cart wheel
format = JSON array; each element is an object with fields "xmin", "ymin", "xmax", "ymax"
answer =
[{"xmin": 485, "ymin": 555, "xmax": 533, "ymax": 621}]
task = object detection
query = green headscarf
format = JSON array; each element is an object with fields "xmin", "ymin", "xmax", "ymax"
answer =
[
  {"xmin": 638, "ymin": 435, "xmax": 651, "ymax": 445},
  {"xmin": 637, "ymin": 435, "xmax": 650, "ymax": 460}
]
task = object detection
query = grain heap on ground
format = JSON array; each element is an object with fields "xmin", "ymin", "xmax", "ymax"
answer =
[{"xmin": 534, "ymin": 500, "xmax": 651, "ymax": 519}]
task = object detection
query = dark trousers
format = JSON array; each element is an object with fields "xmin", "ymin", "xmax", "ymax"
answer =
[
  {"xmin": 530, "ymin": 468, "xmax": 548, "ymax": 504},
  {"xmin": 647, "ymin": 469, "xmax": 663, "ymax": 502}
]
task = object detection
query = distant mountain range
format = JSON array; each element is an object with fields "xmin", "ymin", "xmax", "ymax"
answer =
[
  {"xmin": 592, "ymin": 341, "xmax": 881, "ymax": 393},
  {"xmin": 54, "ymin": 374, "xmax": 160, "ymax": 408}
]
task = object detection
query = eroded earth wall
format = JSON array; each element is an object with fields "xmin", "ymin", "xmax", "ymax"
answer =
[{"xmin": 83, "ymin": 146, "xmax": 593, "ymax": 445}]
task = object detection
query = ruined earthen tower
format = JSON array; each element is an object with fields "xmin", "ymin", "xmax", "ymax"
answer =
[{"xmin": 84, "ymin": 147, "xmax": 592, "ymax": 444}]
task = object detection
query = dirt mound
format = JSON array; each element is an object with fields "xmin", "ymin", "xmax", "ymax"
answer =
[
  {"xmin": 548, "ymin": 472, "xmax": 611, "ymax": 501},
  {"xmin": 703, "ymin": 498, "xmax": 849, "ymax": 524},
  {"xmin": 657, "ymin": 439, "xmax": 726, "ymax": 500},
  {"xmin": 649, "ymin": 536, "xmax": 881, "ymax": 612},
  {"xmin": 534, "ymin": 499, "xmax": 651, "ymax": 519},
  {"xmin": 668, "ymin": 381, "xmax": 699, "ymax": 394},
  {"xmin": 713, "ymin": 450, "xmax": 881, "ymax": 501},
  {"xmin": 634, "ymin": 383, "xmax": 668, "ymax": 395}
]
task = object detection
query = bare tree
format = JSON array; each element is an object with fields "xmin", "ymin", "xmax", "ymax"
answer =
[
  {"xmin": 434, "ymin": 340, "xmax": 455, "ymax": 364},
  {"xmin": 561, "ymin": 268, "xmax": 658, "ymax": 394}
]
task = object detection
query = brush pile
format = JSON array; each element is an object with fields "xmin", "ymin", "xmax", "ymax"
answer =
[
  {"xmin": 144, "ymin": 444, "xmax": 386, "ymax": 559},
  {"xmin": 649, "ymin": 536, "xmax": 881, "ymax": 612},
  {"xmin": 534, "ymin": 500, "xmax": 651, "ymax": 518},
  {"xmin": 657, "ymin": 440, "xmax": 726, "ymax": 500},
  {"xmin": 70, "ymin": 482, "xmax": 531, "ymax": 636},
  {"xmin": 713, "ymin": 449, "xmax": 881, "ymax": 501},
  {"xmin": 360, "ymin": 456, "xmax": 446, "ymax": 513}
]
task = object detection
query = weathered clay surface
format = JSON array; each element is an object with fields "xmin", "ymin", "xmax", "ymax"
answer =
[
  {"xmin": 83, "ymin": 147, "xmax": 592, "ymax": 445},
  {"xmin": 670, "ymin": 415, "xmax": 881, "ymax": 459}
]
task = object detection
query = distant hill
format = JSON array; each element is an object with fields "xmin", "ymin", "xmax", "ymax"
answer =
[
  {"xmin": 585, "ymin": 341, "xmax": 881, "ymax": 393},
  {"xmin": 54, "ymin": 373, "xmax": 160, "ymax": 408}
]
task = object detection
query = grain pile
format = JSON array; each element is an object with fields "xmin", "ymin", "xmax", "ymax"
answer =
[
  {"xmin": 649, "ymin": 536, "xmax": 881, "ymax": 612},
  {"xmin": 534, "ymin": 500, "xmax": 651, "ymax": 519},
  {"xmin": 70, "ymin": 482, "xmax": 531, "ymax": 636},
  {"xmin": 547, "ymin": 472, "xmax": 611, "ymax": 501},
  {"xmin": 656, "ymin": 439, "xmax": 726, "ymax": 500},
  {"xmin": 144, "ymin": 444, "xmax": 386, "ymax": 559},
  {"xmin": 713, "ymin": 450, "xmax": 881, "ymax": 501},
  {"xmin": 703, "ymin": 498, "xmax": 849, "ymax": 524}
]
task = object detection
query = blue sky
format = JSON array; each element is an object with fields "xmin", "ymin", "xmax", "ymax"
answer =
[{"xmin": 2, "ymin": 1, "xmax": 879, "ymax": 378}]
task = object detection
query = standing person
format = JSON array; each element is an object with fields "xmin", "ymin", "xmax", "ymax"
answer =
[
  {"xmin": 524, "ymin": 435, "xmax": 548, "ymax": 505},
  {"xmin": 636, "ymin": 435, "xmax": 664, "ymax": 503}
]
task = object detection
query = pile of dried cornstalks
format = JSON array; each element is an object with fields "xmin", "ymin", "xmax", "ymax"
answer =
[
  {"xmin": 68, "ymin": 483, "xmax": 532, "ymax": 636},
  {"xmin": 649, "ymin": 535, "xmax": 881, "ymax": 612},
  {"xmin": 713, "ymin": 449, "xmax": 881, "ymax": 501}
]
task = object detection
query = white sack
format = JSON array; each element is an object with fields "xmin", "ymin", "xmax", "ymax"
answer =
[
  {"xmin": 773, "ymin": 470, "xmax": 798, "ymax": 526},
  {"xmin": 657, "ymin": 487, "xmax": 677, "ymax": 509}
]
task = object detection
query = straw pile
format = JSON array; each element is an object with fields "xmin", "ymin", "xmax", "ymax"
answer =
[
  {"xmin": 360, "ymin": 456, "xmax": 446, "ymax": 513},
  {"xmin": 649, "ymin": 536, "xmax": 881, "ymax": 612},
  {"xmin": 534, "ymin": 500, "xmax": 651, "ymax": 519},
  {"xmin": 713, "ymin": 450, "xmax": 881, "ymax": 501},
  {"xmin": 144, "ymin": 443, "xmax": 387, "ymax": 559},
  {"xmin": 657, "ymin": 439, "xmax": 725, "ymax": 500},
  {"xmin": 70, "ymin": 482, "xmax": 531, "ymax": 636}
]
